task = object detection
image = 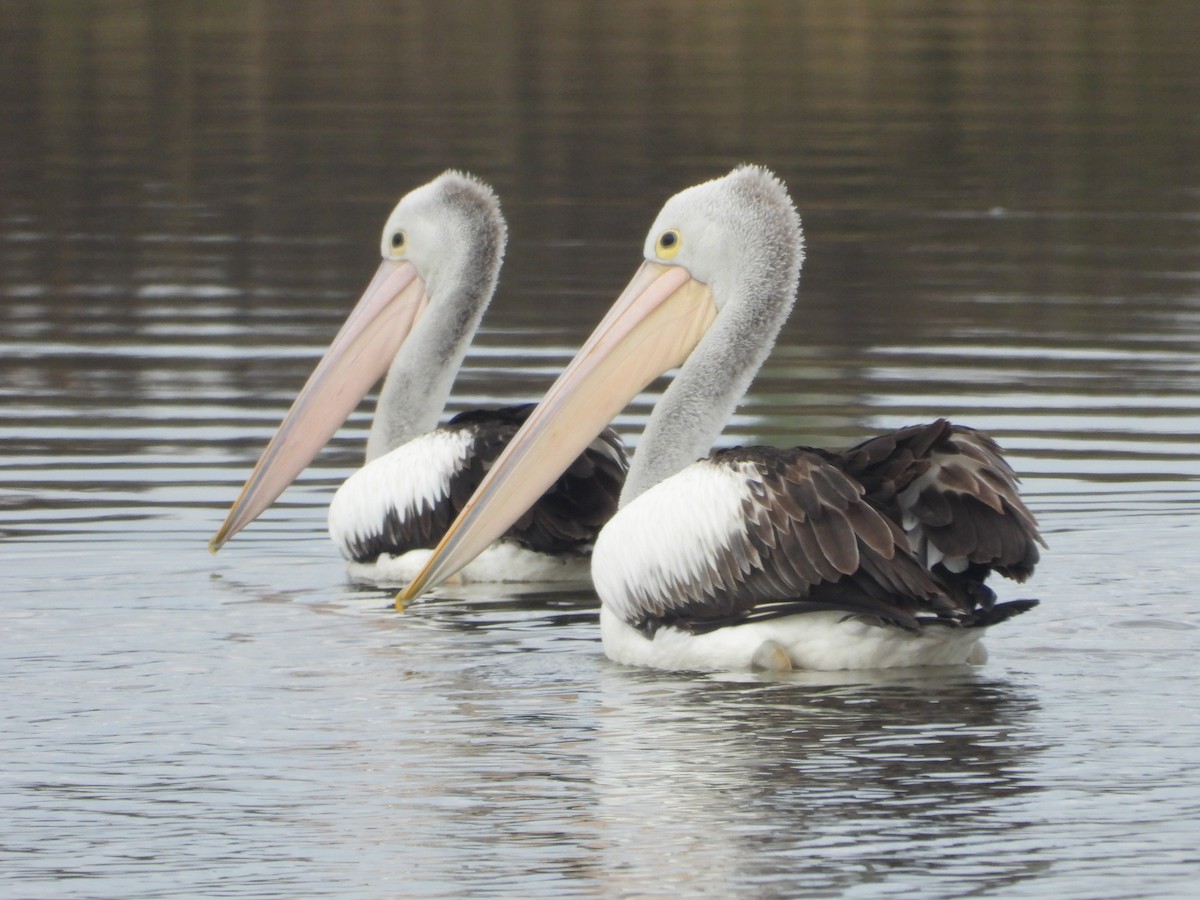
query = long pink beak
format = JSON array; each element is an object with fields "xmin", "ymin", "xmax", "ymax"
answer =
[
  {"xmin": 210, "ymin": 259, "xmax": 427, "ymax": 552},
  {"xmin": 396, "ymin": 260, "xmax": 717, "ymax": 606}
]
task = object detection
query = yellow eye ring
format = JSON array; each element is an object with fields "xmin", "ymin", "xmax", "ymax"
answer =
[
  {"xmin": 655, "ymin": 228, "xmax": 682, "ymax": 260},
  {"xmin": 390, "ymin": 230, "xmax": 407, "ymax": 253}
]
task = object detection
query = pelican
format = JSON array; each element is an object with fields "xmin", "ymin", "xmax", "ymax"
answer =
[
  {"xmin": 210, "ymin": 171, "xmax": 626, "ymax": 584},
  {"xmin": 399, "ymin": 165, "xmax": 1044, "ymax": 672}
]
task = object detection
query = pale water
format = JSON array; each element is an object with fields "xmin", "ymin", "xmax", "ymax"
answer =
[{"xmin": 3, "ymin": 2, "xmax": 1200, "ymax": 897}]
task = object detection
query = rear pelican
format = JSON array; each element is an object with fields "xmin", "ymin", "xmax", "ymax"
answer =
[
  {"xmin": 210, "ymin": 171, "xmax": 626, "ymax": 583},
  {"xmin": 399, "ymin": 165, "xmax": 1044, "ymax": 672}
]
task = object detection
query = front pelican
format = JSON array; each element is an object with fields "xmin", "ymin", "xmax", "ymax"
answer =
[
  {"xmin": 211, "ymin": 171, "xmax": 626, "ymax": 583},
  {"xmin": 400, "ymin": 165, "xmax": 1044, "ymax": 672}
]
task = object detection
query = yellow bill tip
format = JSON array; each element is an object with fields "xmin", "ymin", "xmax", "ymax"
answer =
[{"xmin": 394, "ymin": 574, "xmax": 427, "ymax": 611}]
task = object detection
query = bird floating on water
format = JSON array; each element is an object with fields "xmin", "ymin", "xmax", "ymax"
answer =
[
  {"xmin": 398, "ymin": 165, "xmax": 1044, "ymax": 672},
  {"xmin": 210, "ymin": 171, "xmax": 626, "ymax": 584}
]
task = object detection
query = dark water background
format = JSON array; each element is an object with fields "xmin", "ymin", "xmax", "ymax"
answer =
[{"xmin": 3, "ymin": 2, "xmax": 1200, "ymax": 897}]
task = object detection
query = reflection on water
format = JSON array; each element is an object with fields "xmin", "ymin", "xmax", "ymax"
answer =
[
  {"xmin": 587, "ymin": 670, "xmax": 1043, "ymax": 896},
  {"xmin": 3, "ymin": 1, "xmax": 1200, "ymax": 897}
]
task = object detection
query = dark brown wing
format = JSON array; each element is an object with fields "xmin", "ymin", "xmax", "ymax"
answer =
[
  {"xmin": 636, "ymin": 447, "xmax": 959, "ymax": 636},
  {"xmin": 344, "ymin": 404, "xmax": 627, "ymax": 562},
  {"xmin": 837, "ymin": 420, "xmax": 1045, "ymax": 583}
]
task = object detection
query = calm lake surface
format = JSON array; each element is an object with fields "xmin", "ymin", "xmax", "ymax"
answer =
[{"xmin": 3, "ymin": 2, "xmax": 1200, "ymax": 896}]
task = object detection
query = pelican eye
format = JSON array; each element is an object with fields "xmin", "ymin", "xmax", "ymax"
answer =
[
  {"xmin": 390, "ymin": 230, "xmax": 407, "ymax": 253},
  {"xmin": 655, "ymin": 228, "xmax": 682, "ymax": 260}
]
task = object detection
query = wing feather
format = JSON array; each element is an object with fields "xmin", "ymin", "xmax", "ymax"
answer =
[{"xmin": 842, "ymin": 420, "xmax": 1045, "ymax": 584}]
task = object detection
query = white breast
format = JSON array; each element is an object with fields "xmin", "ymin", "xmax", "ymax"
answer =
[
  {"xmin": 327, "ymin": 428, "xmax": 474, "ymax": 559},
  {"xmin": 592, "ymin": 460, "xmax": 752, "ymax": 624}
]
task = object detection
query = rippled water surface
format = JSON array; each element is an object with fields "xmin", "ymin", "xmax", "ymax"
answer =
[{"xmin": 4, "ymin": 2, "xmax": 1200, "ymax": 897}]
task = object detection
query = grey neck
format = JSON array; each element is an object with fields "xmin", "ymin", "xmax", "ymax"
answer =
[
  {"xmin": 365, "ymin": 267, "xmax": 497, "ymax": 462},
  {"xmin": 620, "ymin": 275, "xmax": 798, "ymax": 506}
]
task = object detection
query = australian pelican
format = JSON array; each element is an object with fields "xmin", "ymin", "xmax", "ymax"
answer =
[{"xmin": 210, "ymin": 171, "xmax": 626, "ymax": 583}]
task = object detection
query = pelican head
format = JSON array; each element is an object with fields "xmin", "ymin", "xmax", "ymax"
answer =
[
  {"xmin": 399, "ymin": 165, "xmax": 803, "ymax": 602},
  {"xmin": 210, "ymin": 171, "xmax": 507, "ymax": 552}
]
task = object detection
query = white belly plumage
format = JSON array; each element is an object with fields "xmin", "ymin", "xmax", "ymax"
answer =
[
  {"xmin": 598, "ymin": 605, "xmax": 988, "ymax": 673},
  {"xmin": 346, "ymin": 542, "xmax": 591, "ymax": 587}
]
